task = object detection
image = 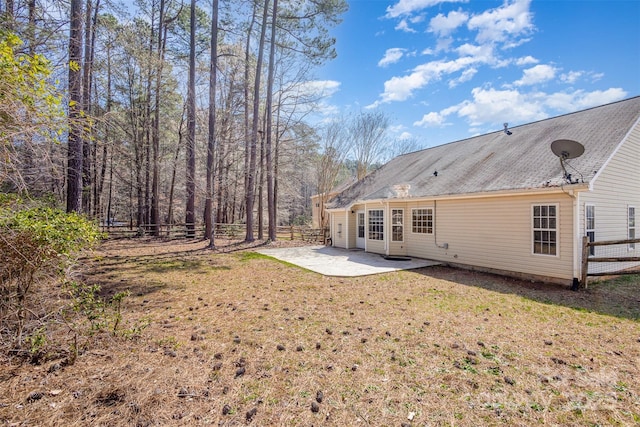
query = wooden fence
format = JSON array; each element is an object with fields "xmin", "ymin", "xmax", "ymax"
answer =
[
  {"xmin": 99, "ymin": 223, "xmax": 328, "ymax": 243},
  {"xmin": 580, "ymin": 236, "xmax": 640, "ymax": 288}
]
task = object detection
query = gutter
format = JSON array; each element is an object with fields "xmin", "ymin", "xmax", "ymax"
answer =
[{"xmin": 325, "ymin": 184, "xmax": 591, "ymax": 212}]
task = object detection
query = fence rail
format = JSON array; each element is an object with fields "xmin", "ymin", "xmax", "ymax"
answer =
[
  {"xmin": 580, "ymin": 236, "xmax": 640, "ymax": 288},
  {"xmin": 99, "ymin": 223, "xmax": 328, "ymax": 243}
]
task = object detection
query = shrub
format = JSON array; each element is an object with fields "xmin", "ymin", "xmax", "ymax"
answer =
[{"xmin": 0, "ymin": 201, "xmax": 102, "ymax": 350}]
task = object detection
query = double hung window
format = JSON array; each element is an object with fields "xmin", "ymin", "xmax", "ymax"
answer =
[
  {"xmin": 392, "ymin": 209, "xmax": 403, "ymax": 242},
  {"xmin": 585, "ymin": 205, "xmax": 595, "ymax": 256},
  {"xmin": 629, "ymin": 207, "xmax": 636, "ymax": 250},
  {"xmin": 368, "ymin": 210, "xmax": 383, "ymax": 240},
  {"xmin": 533, "ymin": 205, "xmax": 557, "ymax": 255},
  {"xmin": 412, "ymin": 208, "xmax": 433, "ymax": 234}
]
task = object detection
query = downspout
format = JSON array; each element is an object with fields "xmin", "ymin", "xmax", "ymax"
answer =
[
  {"xmin": 433, "ymin": 199, "xmax": 448, "ymax": 249},
  {"xmin": 384, "ymin": 201, "xmax": 389, "ymax": 256},
  {"xmin": 364, "ymin": 203, "xmax": 367, "ymax": 252},
  {"xmin": 345, "ymin": 207, "xmax": 350, "ymax": 249},
  {"xmin": 571, "ymin": 189, "xmax": 581, "ymax": 290},
  {"xmin": 331, "ymin": 212, "xmax": 335, "ymax": 247}
]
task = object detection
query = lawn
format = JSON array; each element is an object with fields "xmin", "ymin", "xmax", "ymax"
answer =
[{"xmin": 1, "ymin": 238, "xmax": 639, "ymax": 426}]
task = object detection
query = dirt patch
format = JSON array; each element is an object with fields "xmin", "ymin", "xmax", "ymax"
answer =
[{"xmin": 1, "ymin": 238, "xmax": 638, "ymax": 426}]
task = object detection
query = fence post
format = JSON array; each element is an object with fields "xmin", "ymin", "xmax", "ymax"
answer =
[{"xmin": 580, "ymin": 235, "xmax": 589, "ymax": 289}]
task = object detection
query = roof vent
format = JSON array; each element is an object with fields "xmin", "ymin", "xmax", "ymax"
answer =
[{"xmin": 503, "ymin": 123, "xmax": 512, "ymax": 135}]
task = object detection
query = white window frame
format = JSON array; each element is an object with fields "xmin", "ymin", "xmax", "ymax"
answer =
[
  {"xmin": 532, "ymin": 204, "xmax": 558, "ymax": 256},
  {"xmin": 411, "ymin": 208, "xmax": 433, "ymax": 234},
  {"xmin": 629, "ymin": 206, "xmax": 636, "ymax": 251},
  {"xmin": 585, "ymin": 204, "xmax": 595, "ymax": 256},
  {"xmin": 368, "ymin": 209, "xmax": 384, "ymax": 241},
  {"xmin": 391, "ymin": 209, "xmax": 404, "ymax": 242}
]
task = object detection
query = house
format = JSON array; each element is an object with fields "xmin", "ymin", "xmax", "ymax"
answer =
[
  {"xmin": 311, "ymin": 177, "xmax": 356, "ymax": 229},
  {"xmin": 325, "ymin": 97, "xmax": 640, "ymax": 286}
]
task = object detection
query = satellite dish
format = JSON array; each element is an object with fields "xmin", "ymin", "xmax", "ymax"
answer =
[
  {"xmin": 551, "ymin": 139, "xmax": 584, "ymax": 160},
  {"xmin": 550, "ymin": 139, "xmax": 585, "ymax": 184}
]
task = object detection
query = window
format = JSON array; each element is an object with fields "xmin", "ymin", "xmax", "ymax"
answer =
[
  {"xmin": 629, "ymin": 207, "xmax": 636, "ymax": 250},
  {"xmin": 392, "ymin": 209, "xmax": 403, "ymax": 242},
  {"xmin": 412, "ymin": 208, "xmax": 433, "ymax": 234},
  {"xmin": 533, "ymin": 205, "xmax": 557, "ymax": 255},
  {"xmin": 368, "ymin": 209, "xmax": 384, "ymax": 240},
  {"xmin": 337, "ymin": 223, "xmax": 342, "ymax": 237},
  {"xmin": 357, "ymin": 212, "xmax": 365, "ymax": 239},
  {"xmin": 585, "ymin": 205, "xmax": 595, "ymax": 256}
]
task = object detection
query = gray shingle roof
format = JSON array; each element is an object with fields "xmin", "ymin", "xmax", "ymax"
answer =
[{"xmin": 328, "ymin": 97, "xmax": 640, "ymax": 209}]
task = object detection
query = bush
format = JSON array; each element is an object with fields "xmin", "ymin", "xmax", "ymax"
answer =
[{"xmin": 0, "ymin": 201, "xmax": 102, "ymax": 350}]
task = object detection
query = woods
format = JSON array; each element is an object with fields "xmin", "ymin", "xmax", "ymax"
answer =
[{"xmin": 1, "ymin": 0, "xmax": 357, "ymax": 241}]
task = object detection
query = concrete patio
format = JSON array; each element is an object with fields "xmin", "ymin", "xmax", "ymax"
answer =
[{"xmin": 256, "ymin": 245, "xmax": 440, "ymax": 277}]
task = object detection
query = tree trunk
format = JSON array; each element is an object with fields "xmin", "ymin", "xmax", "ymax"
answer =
[
  {"xmin": 4, "ymin": 0, "xmax": 14, "ymax": 30},
  {"xmin": 216, "ymin": 81, "xmax": 233, "ymax": 226},
  {"xmin": 245, "ymin": 0, "xmax": 269, "ymax": 242},
  {"xmin": 66, "ymin": 0, "xmax": 83, "ymax": 213},
  {"xmin": 96, "ymin": 16, "xmax": 109, "ymax": 221},
  {"xmin": 242, "ymin": 4, "xmax": 256, "ymax": 241},
  {"xmin": 167, "ymin": 108, "xmax": 185, "ymax": 226},
  {"xmin": 185, "ymin": 0, "xmax": 197, "ymax": 238},
  {"xmin": 106, "ymin": 147, "xmax": 113, "ymax": 228},
  {"xmin": 151, "ymin": 0, "xmax": 165, "ymax": 236},
  {"xmin": 81, "ymin": 0, "xmax": 93, "ymax": 215},
  {"xmin": 205, "ymin": 0, "xmax": 219, "ymax": 248},
  {"xmin": 258, "ymin": 128, "xmax": 264, "ymax": 239},
  {"xmin": 265, "ymin": 0, "xmax": 278, "ymax": 241}
]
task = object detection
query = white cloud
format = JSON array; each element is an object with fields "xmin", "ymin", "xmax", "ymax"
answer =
[
  {"xmin": 374, "ymin": 2, "xmax": 540, "ymax": 107},
  {"xmin": 515, "ymin": 55, "xmax": 538, "ymax": 66},
  {"xmin": 449, "ymin": 67, "xmax": 477, "ymax": 87},
  {"xmin": 467, "ymin": 0, "xmax": 534, "ymax": 45},
  {"xmin": 375, "ymin": 53, "xmax": 489, "ymax": 104},
  {"xmin": 398, "ymin": 131, "xmax": 414, "ymax": 140},
  {"xmin": 395, "ymin": 19, "xmax": 417, "ymax": 33},
  {"xmin": 414, "ymin": 111, "xmax": 447, "ymax": 127},
  {"xmin": 386, "ymin": 0, "xmax": 464, "ymax": 18},
  {"xmin": 590, "ymin": 72, "xmax": 604, "ymax": 82},
  {"xmin": 455, "ymin": 43, "xmax": 496, "ymax": 63},
  {"xmin": 560, "ymin": 70, "xmax": 583, "ymax": 84},
  {"xmin": 378, "ymin": 48, "xmax": 406, "ymax": 67},
  {"xmin": 545, "ymin": 88, "xmax": 627, "ymax": 112},
  {"xmin": 421, "ymin": 87, "xmax": 628, "ymax": 131},
  {"xmin": 435, "ymin": 37, "xmax": 454, "ymax": 52},
  {"xmin": 454, "ymin": 87, "xmax": 548, "ymax": 126},
  {"xmin": 428, "ymin": 9, "xmax": 468, "ymax": 36},
  {"xmin": 514, "ymin": 64, "xmax": 557, "ymax": 86}
]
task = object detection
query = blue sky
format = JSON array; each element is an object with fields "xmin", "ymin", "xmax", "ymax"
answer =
[{"xmin": 314, "ymin": 0, "xmax": 640, "ymax": 148}]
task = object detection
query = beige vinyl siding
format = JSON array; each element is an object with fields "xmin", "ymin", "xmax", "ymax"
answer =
[
  {"xmin": 331, "ymin": 211, "xmax": 347, "ymax": 248},
  {"xmin": 366, "ymin": 239, "xmax": 385, "ymax": 255},
  {"xmin": 347, "ymin": 210, "xmax": 357, "ymax": 249},
  {"xmin": 404, "ymin": 194, "xmax": 575, "ymax": 281},
  {"xmin": 404, "ymin": 202, "xmax": 436, "ymax": 259},
  {"xmin": 580, "ymin": 125, "xmax": 640, "ymax": 273}
]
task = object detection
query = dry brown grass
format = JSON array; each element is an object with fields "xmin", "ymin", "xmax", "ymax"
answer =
[{"xmin": 1, "ymin": 238, "xmax": 639, "ymax": 426}]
